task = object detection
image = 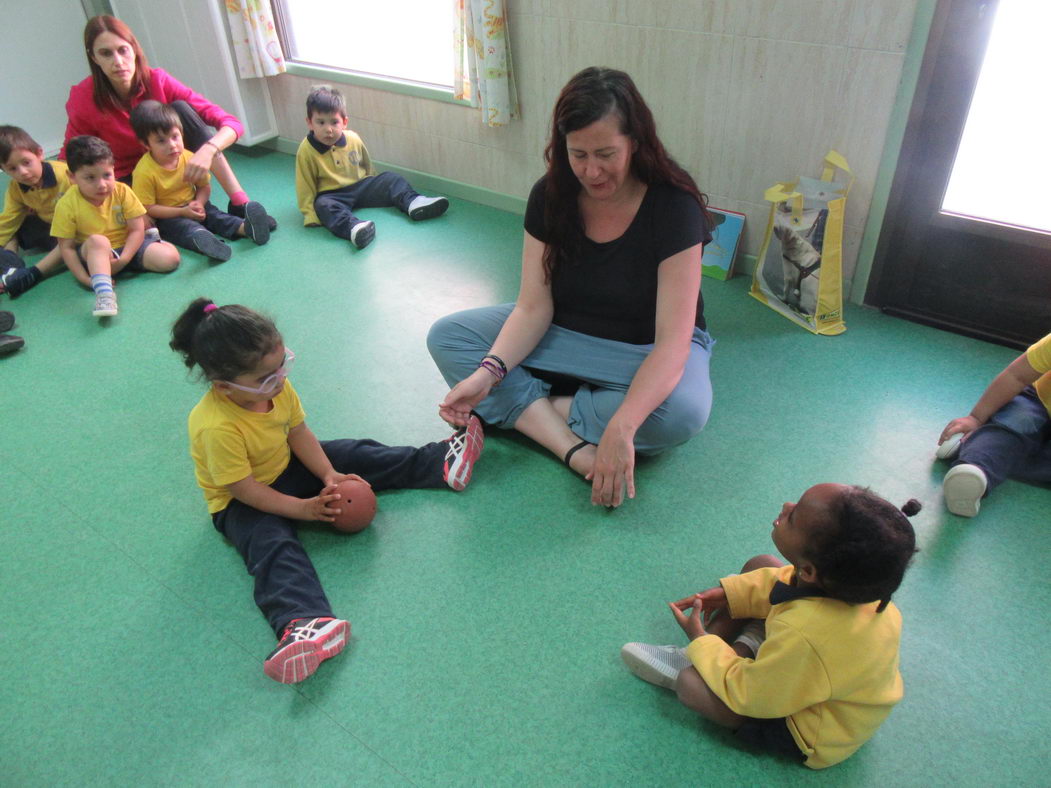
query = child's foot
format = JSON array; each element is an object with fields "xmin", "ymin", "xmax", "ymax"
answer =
[
  {"xmin": 350, "ymin": 220, "xmax": 376, "ymax": 250},
  {"xmin": 443, "ymin": 414, "xmax": 484, "ymax": 491},
  {"xmin": 228, "ymin": 200, "xmax": 278, "ymax": 231},
  {"xmin": 1, "ymin": 266, "xmax": 41, "ymax": 298},
  {"xmin": 92, "ymin": 291, "xmax": 118, "ymax": 317},
  {"xmin": 408, "ymin": 195, "xmax": 449, "ymax": 221},
  {"xmin": 620, "ymin": 642, "xmax": 690, "ymax": 689},
  {"xmin": 0, "ymin": 310, "xmax": 13, "ymax": 332},
  {"xmin": 0, "ymin": 333, "xmax": 24, "ymax": 356},
  {"xmin": 144, "ymin": 227, "xmax": 161, "ymax": 242},
  {"xmin": 263, "ymin": 616, "xmax": 350, "ymax": 684},
  {"xmin": 943, "ymin": 463, "xmax": 988, "ymax": 517},
  {"xmin": 242, "ymin": 201, "xmax": 271, "ymax": 245},
  {"xmin": 191, "ymin": 230, "xmax": 233, "ymax": 262},
  {"xmin": 935, "ymin": 432, "xmax": 964, "ymax": 460}
]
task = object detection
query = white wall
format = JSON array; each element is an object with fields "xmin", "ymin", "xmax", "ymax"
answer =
[
  {"xmin": 266, "ymin": 0, "xmax": 920, "ymax": 293},
  {"xmin": 0, "ymin": 0, "xmax": 89, "ymax": 155}
]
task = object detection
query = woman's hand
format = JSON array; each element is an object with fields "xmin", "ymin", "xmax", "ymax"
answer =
[
  {"xmin": 587, "ymin": 422, "xmax": 636, "ymax": 507},
  {"xmin": 673, "ymin": 586, "xmax": 727, "ymax": 627},
  {"xmin": 439, "ymin": 369, "xmax": 494, "ymax": 427},
  {"xmin": 185, "ymin": 145, "xmax": 216, "ymax": 184},
  {"xmin": 940, "ymin": 415, "xmax": 980, "ymax": 444},
  {"xmin": 669, "ymin": 595, "xmax": 707, "ymax": 640},
  {"xmin": 300, "ymin": 484, "xmax": 342, "ymax": 522}
]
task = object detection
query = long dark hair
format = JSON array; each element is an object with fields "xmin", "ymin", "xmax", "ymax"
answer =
[
  {"xmin": 804, "ymin": 487, "xmax": 921, "ymax": 613},
  {"xmin": 541, "ymin": 67, "xmax": 708, "ymax": 280},
  {"xmin": 84, "ymin": 15, "xmax": 152, "ymax": 111},
  {"xmin": 170, "ymin": 298, "xmax": 281, "ymax": 383}
]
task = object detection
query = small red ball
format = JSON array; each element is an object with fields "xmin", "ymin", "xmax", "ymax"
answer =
[{"xmin": 331, "ymin": 478, "xmax": 377, "ymax": 533}]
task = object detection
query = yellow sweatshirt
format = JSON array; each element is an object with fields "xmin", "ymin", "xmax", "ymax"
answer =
[
  {"xmin": 294, "ymin": 130, "xmax": 373, "ymax": 226},
  {"xmin": 685, "ymin": 564, "xmax": 904, "ymax": 769}
]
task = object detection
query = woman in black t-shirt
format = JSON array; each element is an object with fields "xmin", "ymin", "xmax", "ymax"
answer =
[{"xmin": 428, "ymin": 67, "xmax": 714, "ymax": 507}]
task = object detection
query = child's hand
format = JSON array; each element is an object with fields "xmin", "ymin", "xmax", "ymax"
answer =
[
  {"xmin": 301, "ymin": 484, "xmax": 342, "ymax": 522},
  {"xmin": 184, "ymin": 202, "xmax": 206, "ymax": 220},
  {"xmin": 940, "ymin": 416, "xmax": 980, "ymax": 444},
  {"xmin": 322, "ymin": 472, "xmax": 371, "ymax": 489},
  {"xmin": 672, "ymin": 586, "xmax": 727, "ymax": 626},
  {"xmin": 669, "ymin": 595, "xmax": 707, "ymax": 640}
]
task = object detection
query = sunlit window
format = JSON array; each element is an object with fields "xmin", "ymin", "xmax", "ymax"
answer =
[
  {"xmin": 274, "ymin": 1, "xmax": 454, "ymax": 88},
  {"xmin": 942, "ymin": 0, "xmax": 1051, "ymax": 233}
]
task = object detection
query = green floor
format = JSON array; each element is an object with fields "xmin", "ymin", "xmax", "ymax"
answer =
[{"xmin": 2, "ymin": 150, "xmax": 1048, "ymax": 786}]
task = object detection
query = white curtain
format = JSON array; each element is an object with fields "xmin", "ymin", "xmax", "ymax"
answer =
[
  {"xmin": 454, "ymin": 0, "xmax": 519, "ymax": 127},
  {"xmin": 225, "ymin": 0, "xmax": 287, "ymax": 79}
]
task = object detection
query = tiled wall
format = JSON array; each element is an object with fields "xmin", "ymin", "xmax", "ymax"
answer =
[{"xmin": 266, "ymin": 0, "xmax": 919, "ymax": 291}]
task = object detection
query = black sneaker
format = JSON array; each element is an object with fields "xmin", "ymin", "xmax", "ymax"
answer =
[
  {"xmin": 0, "ymin": 310, "xmax": 13, "ymax": 333},
  {"xmin": 263, "ymin": 617, "xmax": 350, "ymax": 684},
  {"xmin": 241, "ymin": 201, "xmax": 271, "ymax": 246},
  {"xmin": 349, "ymin": 220, "xmax": 376, "ymax": 250},
  {"xmin": 1, "ymin": 266, "xmax": 40, "ymax": 298},
  {"xmin": 191, "ymin": 230, "xmax": 233, "ymax": 261},
  {"xmin": 0, "ymin": 334, "xmax": 24, "ymax": 356},
  {"xmin": 408, "ymin": 195, "xmax": 449, "ymax": 221},
  {"xmin": 228, "ymin": 200, "xmax": 278, "ymax": 232}
]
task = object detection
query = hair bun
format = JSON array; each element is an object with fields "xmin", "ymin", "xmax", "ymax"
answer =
[{"xmin": 900, "ymin": 499, "xmax": 922, "ymax": 517}]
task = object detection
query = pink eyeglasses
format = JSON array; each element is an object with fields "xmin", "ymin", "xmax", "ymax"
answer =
[{"xmin": 222, "ymin": 349, "xmax": 295, "ymax": 395}]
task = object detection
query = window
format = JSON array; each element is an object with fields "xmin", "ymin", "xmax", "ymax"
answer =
[{"xmin": 274, "ymin": 1, "xmax": 455, "ymax": 90}]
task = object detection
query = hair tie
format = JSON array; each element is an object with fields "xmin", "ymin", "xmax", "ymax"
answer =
[{"xmin": 203, "ymin": 303, "xmax": 218, "ymax": 314}]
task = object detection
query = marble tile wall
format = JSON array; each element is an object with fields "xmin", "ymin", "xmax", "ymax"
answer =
[{"xmin": 266, "ymin": 0, "xmax": 920, "ymax": 292}]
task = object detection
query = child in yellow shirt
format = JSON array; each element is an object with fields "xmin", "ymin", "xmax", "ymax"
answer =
[
  {"xmin": 0, "ymin": 126, "xmax": 72, "ymax": 298},
  {"xmin": 130, "ymin": 100, "xmax": 271, "ymax": 262},
  {"xmin": 621, "ymin": 484, "xmax": 919, "ymax": 769},
  {"xmin": 51, "ymin": 135, "xmax": 180, "ymax": 318},
  {"xmin": 295, "ymin": 86, "xmax": 448, "ymax": 250}
]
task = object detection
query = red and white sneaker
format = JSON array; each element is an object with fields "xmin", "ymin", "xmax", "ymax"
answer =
[
  {"xmin": 263, "ymin": 617, "xmax": 349, "ymax": 684},
  {"xmin": 443, "ymin": 414, "xmax": 484, "ymax": 491}
]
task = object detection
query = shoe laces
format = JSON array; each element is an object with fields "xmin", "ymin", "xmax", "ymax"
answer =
[{"xmin": 281, "ymin": 617, "xmax": 330, "ymax": 642}]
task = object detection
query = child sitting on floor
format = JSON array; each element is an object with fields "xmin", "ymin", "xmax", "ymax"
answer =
[
  {"xmin": 295, "ymin": 85, "xmax": 448, "ymax": 250},
  {"xmin": 130, "ymin": 100, "xmax": 271, "ymax": 261},
  {"xmin": 621, "ymin": 483, "xmax": 919, "ymax": 769}
]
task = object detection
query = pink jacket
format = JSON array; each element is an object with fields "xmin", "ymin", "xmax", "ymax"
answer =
[{"xmin": 63, "ymin": 68, "xmax": 244, "ymax": 178}]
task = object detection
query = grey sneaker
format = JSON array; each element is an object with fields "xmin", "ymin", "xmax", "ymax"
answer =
[
  {"xmin": 191, "ymin": 230, "xmax": 232, "ymax": 261},
  {"xmin": 943, "ymin": 463, "xmax": 987, "ymax": 517},
  {"xmin": 92, "ymin": 291, "xmax": 118, "ymax": 317},
  {"xmin": 350, "ymin": 220, "xmax": 375, "ymax": 249},
  {"xmin": 408, "ymin": 195, "xmax": 449, "ymax": 221},
  {"xmin": 620, "ymin": 642, "xmax": 690, "ymax": 689}
]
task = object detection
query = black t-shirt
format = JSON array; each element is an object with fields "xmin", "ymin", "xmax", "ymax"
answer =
[{"xmin": 524, "ymin": 177, "xmax": 711, "ymax": 345}]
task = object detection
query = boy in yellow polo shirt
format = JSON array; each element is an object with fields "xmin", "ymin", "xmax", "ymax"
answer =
[
  {"xmin": 937, "ymin": 331, "xmax": 1051, "ymax": 516},
  {"xmin": 51, "ymin": 135, "xmax": 180, "ymax": 318},
  {"xmin": 130, "ymin": 101, "xmax": 270, "ymax": 262},
  {"xmin": 0, "ymin": 126, "xmax": 72, "ymax": 298},
  {"xmin": 295, "ymin": 85, "xmax": 448, "ymax": 250}
]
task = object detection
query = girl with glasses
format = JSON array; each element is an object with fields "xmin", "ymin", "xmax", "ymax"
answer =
[{"xmin": 170, "ymin": 297, "xmax": 484, "ymax": 684}]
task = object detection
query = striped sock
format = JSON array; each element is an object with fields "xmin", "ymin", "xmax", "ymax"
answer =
[{"xmin": 91, "ymin": 273, "xmax": 114, "ymax": 296}]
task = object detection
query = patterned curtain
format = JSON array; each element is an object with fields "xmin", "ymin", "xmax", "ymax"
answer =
[
  {"xmin": 454, "ymin": 0, "xmax": 519, "ymax": 127},
  {"xmin": 225, "ymin": 0, "xmax": 286, "ymax": 79}
]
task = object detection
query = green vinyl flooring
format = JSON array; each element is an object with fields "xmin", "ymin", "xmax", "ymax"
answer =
[{"xmin": 1, "ymin": 149, "xmax": 1048, "ymax": 786}]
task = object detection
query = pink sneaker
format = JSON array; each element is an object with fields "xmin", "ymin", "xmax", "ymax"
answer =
[
  {"xmin": 263, "ymin": 617, "xmax": 349, "ymax": 684},
  {"xmin": 443, "ymin": 414, "xmax": 484, "ymax": 491}
]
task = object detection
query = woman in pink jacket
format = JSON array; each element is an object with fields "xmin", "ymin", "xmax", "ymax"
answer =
[{"xmin": 64, "ymin": 15, "xmax": 273, "ymax": 230}]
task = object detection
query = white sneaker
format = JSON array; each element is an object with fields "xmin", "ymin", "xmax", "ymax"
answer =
[
  {"xmin": 408, "ymin": 195, "xmax": 449, "ymax": 221},
  {"xmin": 144, "ymin": 227, "xmax": 160, "ymax": 242},
  {"xmin": 936, "ymin": 432, "xmax": 964, "ymax": 460},
  {"xmin": 943, "ymin": 463, "xmax": 988, "ymax": 517},
  {"xmin": 349, "ymin": 220, "xmax": 375, "ymax": 249},
  {"xmin": 92, "ymin": 291, "xmax": 118, "ymax": 317},
  {"xmin": 620, "ymin": 642, "xmax": 690, "ymax": 689}
]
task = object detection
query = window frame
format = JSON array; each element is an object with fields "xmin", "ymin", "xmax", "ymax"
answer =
[{"xmin": 271, "ymin": 1, "xmax": 469, "ymax": 106}]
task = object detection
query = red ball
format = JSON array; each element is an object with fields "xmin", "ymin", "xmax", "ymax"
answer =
[{"xmin": 331, "ymin": 478, "xmax": 377, "ymax": 533}]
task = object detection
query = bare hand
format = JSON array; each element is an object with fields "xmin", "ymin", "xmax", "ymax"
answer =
[
  {"xmin": 438, "ymin": 369, "xmax": 493, "ymax": 427},
  {"xmin": 184, "ymin": 147, "xmax": 215, "ymax": 184},
  {"xmin": 586, "ymin": 426, "xmax": 635, "ymax": 507},
  {"xmin": 940, "ymin": 415, "xmax": 980, "ymax": 444},
  {"xmin": 673, "ymin": 586, "xmax": 727, "ymax": 626},
  {"xmin": 669, "ymin": 595, "xmax": 707, "ymax": 640},
  {"xmin": 184, "ymin": 200, "xmax": 206, "ymax": 220},
  {"xmin": 321, "ymin": 472, "xmax": 371, "ymax": 489},
  {"xmin": 301, "ymin": 484, "xmax": 342, "ymax": 522}
]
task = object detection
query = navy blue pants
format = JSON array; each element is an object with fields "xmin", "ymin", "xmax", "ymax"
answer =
[
  {"xmin": 211, "ymin": 438, "xmax": 448, "ymax": 636},
  {"xmin": 315, "ymin": 172, "xmax": 418, "ymax": 241},
  {"xmin": 954, "ymin": 386, "xmax": 1051, "ymax": 491},
  {"xmin": 15, "ymin": 215, "xmax": 55, "ymax": 252},
  {"xmin": 154, "ymin": 202, "xmax": 244, "ymax": 249}
]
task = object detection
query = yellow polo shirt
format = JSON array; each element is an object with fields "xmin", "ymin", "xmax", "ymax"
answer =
[
  {"xmin": 50, "ymin": 181, "xmax": 146, "ymax": 247},
  {"xmin": 131, "ymin": 150, "xmax": 203, "ymax": 208},
  {"xmin": 1026, "ymin": 332, "xmax": 1051, "ymax": 415},
  {"xmin": 0, "ymin": 160, "xmax": 73, "ymax": 245}
]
